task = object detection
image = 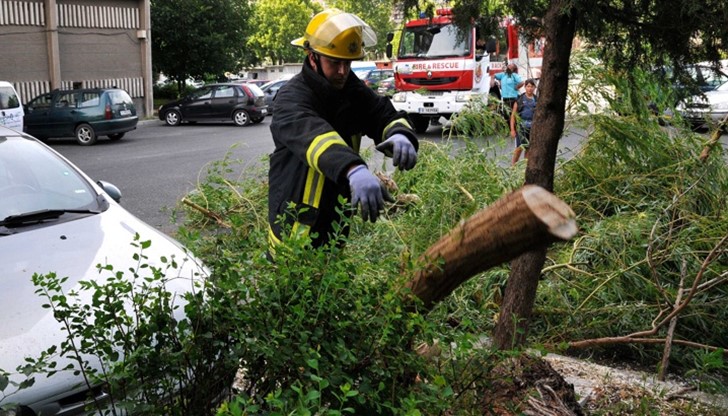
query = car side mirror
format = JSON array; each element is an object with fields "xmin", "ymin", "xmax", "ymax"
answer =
[
  {"xmin": 97, "ymin": 180, "xmax": 122, "ymax": 203},
  {"xmin": 385, "ymin": 32, "xmax": 394, "ymax": 59}
]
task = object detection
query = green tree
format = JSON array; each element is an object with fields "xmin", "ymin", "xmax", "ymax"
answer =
[
  {"xmin": 246, "ymin": 0, "xmax": 321, "ymax": 66},
  {"xmin": 402, "ymin": 0, "xmax": 728, "ymax": 349},
  {"xmin": 151, "ymin": 0, "xmax": 252, "ymax": 90}
]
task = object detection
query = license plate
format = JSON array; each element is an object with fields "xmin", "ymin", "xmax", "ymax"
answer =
[
  {"xmin": 418, "ymin": 107, "xmax": 438, "ymax": 114},
  {"xmin": 262, "ymin": 109, "xmax": 267, "ymax": 114},
  {"xmin": 120, "ymin": 109, "xmax": 131, "ymax": 116}
]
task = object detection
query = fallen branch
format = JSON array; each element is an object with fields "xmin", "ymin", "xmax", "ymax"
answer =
[
  {"xmin": 182, "ymin": 197, "xmax": 231, "ymax": 228},
  {"xmin": 699, "ymin": 113, "xmax": 728, "ymax": 162},
  {"xmin": 407, "ymin": 185, "xmax": 577, "ymax": 310},
  {"xmin": 567, "ymin": 336, "xmax": 728, "ymax": 358},
  {"xmin": 658, "ymin": 259, "xmax": 685, "ymax": 381}
]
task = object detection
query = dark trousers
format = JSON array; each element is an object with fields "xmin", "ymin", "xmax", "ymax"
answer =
[{"xmin": 501, "ymin": 97, "xmax": 517, "ymax": 122}]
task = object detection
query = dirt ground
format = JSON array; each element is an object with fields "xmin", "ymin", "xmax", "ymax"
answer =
[{"xmin": 541, "ymin": 353, "xmax": 728, "ymax": 415}]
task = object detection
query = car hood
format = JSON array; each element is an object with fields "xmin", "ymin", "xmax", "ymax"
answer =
[
  {"xmin": 0, "ymin": 204, "xmax": 206, "ymax": 409},
  {"xmin": 679, "ymin": 89, "xmax": 728, "ymax": 109}
]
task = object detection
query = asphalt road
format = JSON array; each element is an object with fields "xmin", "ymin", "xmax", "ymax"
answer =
[
  {"xmin": 48, "ymin": 118, "xmax": 725, "ymax": 236},
  {"xmin": 48, "ymin": 120, "xmax": 276, "ymax": 234}
]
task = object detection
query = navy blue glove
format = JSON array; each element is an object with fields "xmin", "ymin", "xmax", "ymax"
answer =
[
  {"xmin": 347, "ymin": 165, "xmax": 393, "ymax": 222},
  {"xmin": 376, "ymin": 133, "xmax": 417, "ymax": 171}
]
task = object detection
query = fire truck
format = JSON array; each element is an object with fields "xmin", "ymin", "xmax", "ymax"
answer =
[{"xmin": 386, "ymin": 8, "xmax": 542, "ymax": 133}]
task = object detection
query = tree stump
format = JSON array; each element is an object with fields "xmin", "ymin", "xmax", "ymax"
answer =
[{"xmin": 407, "ymin": 185, "xmax": 577, "ymax": 309}]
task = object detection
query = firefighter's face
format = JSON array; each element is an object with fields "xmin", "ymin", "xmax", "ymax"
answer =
[{"xmin": 310, "ymin": 53, "xmax": 351, "ymax": 89}]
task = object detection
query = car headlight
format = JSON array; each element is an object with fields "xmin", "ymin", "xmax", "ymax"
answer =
[
  {"xmin": 456, "ymin": 91, "xmax": 472, "ymax": 102},
  {"xmin": 712, "ymin": 101, "xmax": 728, "ymax": 110},
  {"xmin": 392, "ymin": 92, "xmax": 407, "ymax": 102}
]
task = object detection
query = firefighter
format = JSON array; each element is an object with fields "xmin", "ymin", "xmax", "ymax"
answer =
[{"xmin": 268, "ymin": 9, "xmax": 419, "ymax": 254}]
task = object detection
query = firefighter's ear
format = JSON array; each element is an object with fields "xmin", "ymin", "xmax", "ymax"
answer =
[{"xmin": 307, "ymin": 51, "xmax": 318, "ymax": 71}]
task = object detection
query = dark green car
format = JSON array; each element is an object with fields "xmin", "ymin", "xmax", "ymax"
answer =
[{"xmin": 24, "ymin": 88, "xmax": 138, "ymax": 146}]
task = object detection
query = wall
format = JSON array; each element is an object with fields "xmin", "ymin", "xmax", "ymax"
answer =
[{"xmin": 0, "ymin": 0, "xmax": 152, "ymax": 117}]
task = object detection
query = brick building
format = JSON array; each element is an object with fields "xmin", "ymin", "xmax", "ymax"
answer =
[{"xmin": 0, "ymin": 0, "xmax": 153, "ymax": 117}]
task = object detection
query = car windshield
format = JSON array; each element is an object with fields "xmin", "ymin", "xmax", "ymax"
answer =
[
  {"xmin": 398, "ymin": 23, "xmax": 471, "ymax": 58},
  {"xmin": 0, "ymin": 137, "xmax": 99, "ymax": 222}
]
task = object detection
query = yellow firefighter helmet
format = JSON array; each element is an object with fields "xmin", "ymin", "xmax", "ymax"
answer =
[{"xmin": 291, "ymin": 9, "xmax": 377, "ymax": 60}]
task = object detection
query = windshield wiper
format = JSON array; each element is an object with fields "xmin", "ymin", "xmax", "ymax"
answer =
[{"xmin": 0, "ymin": 209, "xmax": 100, "ymax": 228}]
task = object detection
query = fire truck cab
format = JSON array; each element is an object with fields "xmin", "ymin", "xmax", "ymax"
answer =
[{"xmin": 386, "ymin": 8, "xmax": 496, "ymax": 133}]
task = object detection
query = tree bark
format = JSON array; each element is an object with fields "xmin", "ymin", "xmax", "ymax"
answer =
[
  {"xmin": 407, "ymin": 185, "xmax": 576, "ymax": 310},
  {"xmin": 494, "ymin": 1, "xmax": 578, "ymax": 350}
]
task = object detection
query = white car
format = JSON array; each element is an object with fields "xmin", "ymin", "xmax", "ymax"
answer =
[
  {"xmin": 0, "ymin": 126, "xmax": 207, "ymax": 415},
  {"xmin": 676, "ymin": 79, "xmax": 728, "ymax": 129}
]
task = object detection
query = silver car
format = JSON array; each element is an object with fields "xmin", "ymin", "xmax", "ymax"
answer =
[{"xmin": 0, "ymin": 126, "xmax": 206, "ymax": 415}]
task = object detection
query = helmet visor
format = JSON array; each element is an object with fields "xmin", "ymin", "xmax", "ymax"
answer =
[{"xmin": 306, "ymin": 12, "xmax": 377, "ymax": 50}]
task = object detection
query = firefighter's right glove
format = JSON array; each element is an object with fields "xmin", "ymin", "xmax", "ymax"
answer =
[
  {"xmin": 376, "ymin": 133, "xmax": 417, "ymax": 171},
  {"xmin": 347, "ymin": 165, "xmax": 394, "ymax": 223}
]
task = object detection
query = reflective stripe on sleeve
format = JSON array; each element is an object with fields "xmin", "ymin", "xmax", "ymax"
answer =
[
  {"xmin": 382, "ymin": 118, "xmax": 413, "ymax": 141},
  {"xmin": 306, "ymin": 131, "xmax": 348, "ymax": 174}
]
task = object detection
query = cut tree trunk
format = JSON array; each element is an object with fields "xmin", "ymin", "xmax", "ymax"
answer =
[{"xmin": 407, "ymin": 185, "xmax": 576, "ymax": 310}]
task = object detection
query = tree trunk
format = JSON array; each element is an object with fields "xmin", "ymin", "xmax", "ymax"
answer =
[
  {"xmin": 494, "ymin": 1, "xmax": 577, "ymax": 349},
  {"xmin": 407, "ymin": 185, "xmax": 576, "ymax": 310}
]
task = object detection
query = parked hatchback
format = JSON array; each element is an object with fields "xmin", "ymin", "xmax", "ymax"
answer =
[
  {"xmin": 363, "ymin": 69, "xmax": 394, "ymax": 89},
  {"xmin": 23, "ymin": 88, "xmax": 138, "ymax": 146},
  {"xmin": 158, "ymin": 83, "xmax": 268, "ymax": 126}
]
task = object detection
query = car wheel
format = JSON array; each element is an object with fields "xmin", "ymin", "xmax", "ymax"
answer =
[
  {"xmin": 165, "ymin": 110, "xmax": 182, "ymax": 126},
  {"xmin": 75, "ymin": 123, "xmax": 97, "ymax": 146},
  {"xmin": 233, "ymin": 109, "xmax": 251, "ymax": 126},
  {"xmin": 108, "ymin": 133, "xmax": 125, "ymax": 141}
]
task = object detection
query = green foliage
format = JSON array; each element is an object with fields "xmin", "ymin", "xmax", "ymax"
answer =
[
  {"xmin": 246, "ymin": 0, "xmax": 321, "ymax": 66},
  {"xmin": 174, "ymin": 148, "xmax": 520, "ymax": 414},
  {"xmin": 447, "ymin": 96, "xmax": 510, "ymax": 140},
  {"xmin": 153, "ymin": 82, "xmax": 196, "ymax": 100},
  {"xmin": 534, "ymin": 65, "xmax": 728, "ymax": 376},
  {"xmin": 151, "ymin": 0, "xmax": 253, "ymax": 85}
]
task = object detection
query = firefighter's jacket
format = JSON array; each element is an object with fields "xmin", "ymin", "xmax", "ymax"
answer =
[{"xmin": 268, "ymin": 59, "xmax": 418, "ymax": 249}]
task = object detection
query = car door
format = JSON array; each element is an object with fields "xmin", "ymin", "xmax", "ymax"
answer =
[
  {"xmin": 23, "ymin": 93, "xmax": 53, "ymax": 137},
  {"xmin": 180, "ymin": 86, "xmax": 214, "ymax": 119},
  {"xmin": 48, "ymin": 91, "xmax": 79, "ymax": 136},
  {"xmin": 209, "ymin": 85, "xmax": 238, "ymax": 119}
]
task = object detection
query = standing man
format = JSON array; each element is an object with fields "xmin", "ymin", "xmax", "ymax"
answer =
[
  {"xmin": 268, "ymin": 9, "xmax": 419, "ymax": 253},
  {"xmin": 492, "ymin": 63, "xmax": 524, "ymax": 122}
]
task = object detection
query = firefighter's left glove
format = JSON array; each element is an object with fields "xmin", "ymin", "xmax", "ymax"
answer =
[
  {"xmin": 376, "ymin": 133, "xmax": 417, "ymax": 171},
  {"xmin": 347, "ymin": 165, "xmax": 394, "ymax": 223}
]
